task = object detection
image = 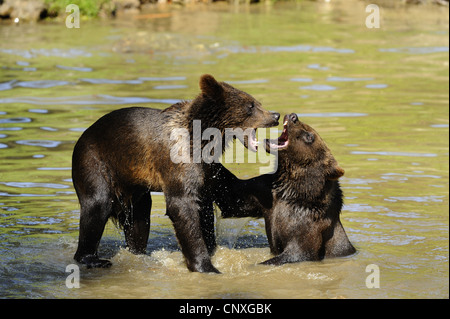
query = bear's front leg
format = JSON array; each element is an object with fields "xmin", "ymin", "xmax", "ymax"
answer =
[
  {"xmin": 260, "ymin": 248, "xmax": 320, "ymax": 266},
  {"xmin": 199, "ymin": 199, "xmax": 217, "ymax": 256},
  {"xmin": 260, "ymin": 237, "xmax": 322, "ymax": 266},
  {"xmin": 165, "ymin": 195, "xmax": 220, "ymax": 273}
]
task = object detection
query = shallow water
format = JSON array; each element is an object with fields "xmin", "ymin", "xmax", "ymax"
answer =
[{"xmin": 0, "ymin": 1, "xmax": 448, "ymax": 299}]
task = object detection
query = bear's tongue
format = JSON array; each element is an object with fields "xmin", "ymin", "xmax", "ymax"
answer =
[
  {"xmin": 278, "ymin": 120, "xmax": 289, "ymax": 146},
  {"xmin": 248, "ymin": 128, "xmax": 258, "ymax": 152},
  {"xmin": 265, "ymin": 119, "xmax": 289, "ymax": 150}
]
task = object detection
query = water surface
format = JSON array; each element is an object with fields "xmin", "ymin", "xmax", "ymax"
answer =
[{"xmin": 0, "ymin": 1, "xmax": 448, "ymax": 299}]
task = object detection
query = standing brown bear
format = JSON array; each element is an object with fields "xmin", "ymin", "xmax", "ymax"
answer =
[
  {"xmin": 72, "ymin": 74, "xmax": 279, "ymax": 273},
  {"xmin": 213, "ymin": 113, "xmax": 355, "ymax": 264}
]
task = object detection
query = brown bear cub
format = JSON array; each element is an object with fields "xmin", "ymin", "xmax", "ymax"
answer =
[
  {"xmin": 72, "ymin": 74, "xmax": 280, "ymax": 272},
  {"xmin": 214, "ymin": 113, "xmax": 355, "ymax": 265}
]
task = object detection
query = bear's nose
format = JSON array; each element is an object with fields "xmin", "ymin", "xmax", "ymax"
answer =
[
  {"xmin": 289, "ymin": 113, "xmax": 298, "ymax": 122},
  {"xmin": 272, "ymin": 112, "xmax": 280, "ymax": 121}
]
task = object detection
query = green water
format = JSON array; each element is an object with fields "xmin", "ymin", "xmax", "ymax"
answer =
[{"xmin": 0, "ymin": 1, "xmax": 448, "ymax": 299}]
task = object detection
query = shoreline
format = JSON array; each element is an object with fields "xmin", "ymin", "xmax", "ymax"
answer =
[{"xmin": 0, "ymin": 0, "xmax": 448, "ymax": 23}]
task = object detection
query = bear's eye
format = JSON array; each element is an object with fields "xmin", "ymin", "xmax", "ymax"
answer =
[
  {"xmin": 302, "ymin": 131, "xmax": 315, "ymax": 144},
  {"xmin": 246, "ymin": 102, "xmax": 255, "ymax": 114}
]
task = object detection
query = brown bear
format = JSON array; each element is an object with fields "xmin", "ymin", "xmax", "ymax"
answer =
[
  {"xmin": 213, "ymin": 113, "xmax": 355, "ymax": 265},
  {"xmin": 72, "ymin": 74, "xmax": 280, "ymax": 272}
]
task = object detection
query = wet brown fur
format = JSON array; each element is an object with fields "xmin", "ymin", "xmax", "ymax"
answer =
[
  {"xmin": 72, "ymin": 74, "xmax": 280, "ymax": 272},
  {"xmin": 213, "ymin": 113, "xmax": 355, "ymax": 265}
]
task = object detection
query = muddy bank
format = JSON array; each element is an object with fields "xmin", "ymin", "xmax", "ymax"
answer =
[
  {"xmin": 0, "ymin": 0, "xmax": 448, "ymax": 22},
  {"xmin": 0, "ymin": 0, "xmax": 203, "ymax": 22}
]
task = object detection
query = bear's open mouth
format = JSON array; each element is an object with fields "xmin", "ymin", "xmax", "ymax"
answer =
[
  {"xmin": 264, "ymin": 116, "xmax": 289, "ymax": 152},
  {"xmin": 240, "ymin": 128, "xmax": 261, "ymax": 152},
  {"xmin": 248, "ymin": 128, "xmax": 258, "ymax": 152}
]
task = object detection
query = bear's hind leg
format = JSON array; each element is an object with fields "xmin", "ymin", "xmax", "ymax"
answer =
[
  {"xmin": 199, "ymin": 200, "xmax": 216, "ymax": 256},
  {"xmin": 123, "ymin": 191, "xmax": 151, "ymax": 255},
  {"xmin": 74, "ymin": 197, "xmax": 113, "ymax": 268}
]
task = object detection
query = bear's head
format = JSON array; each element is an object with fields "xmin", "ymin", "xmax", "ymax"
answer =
[
  {"xmin": 198, "ymin": 74, "xmax": 280, "ymax": 152},
  {"xmin": 264, "ymin": 113, "xmax": 344, "ymax": 181}
]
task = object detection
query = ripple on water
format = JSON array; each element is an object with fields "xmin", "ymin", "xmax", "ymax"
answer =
[
  {"xmin": 290, "ymin": 78, "xmax": 313, "ymax": 82},
  {"xmin": 15, "ymin": 140, "xmax": 62, "ymax": 148},
  {"xmin": 138, "ymin": 76, "xmax": 186, "ymax": 81},
  {"xmin": 153, "ymin": 85, "xmax": 188, "ymax": 90},
  {"xmin": 223, "ymin": 44, "xmax": 355, "ymax": 55},
  {"xmin": 297, "ymin": 112, "xmax": 367, "ymax": 118},
  {"xmin": 0, "ymin": 95, "xmax": 181, "ymax": 105},
  {"xmin": 351, "ymin": 151, "xmax": 437, "ymax": 158},
  {"xmin": 56, "ymin": 65, "xmax": 93, "ymax": 72},
  {"xmin": 327, "ymin": 76, "xmax": 374, "ymax": 82},
  {"xmin": 0, "ymin": 182, "xmax": 69, "ymax": 189},
  {"xmin": 28, "ymin": 109, "xmax": 49, "ymax": 114},
  {"xmin": 379, "ymin": 46, "xmax": 449, "ymax": 54},
  {"xmin": 0, "ymin": 80, "xmax": 73, "ymax": 90},
  {"xmin": 299, "ymin": 84, "xmax": 336, "ymax": 91},
  {"xmin": 0, "ymin": 76, "xmax": 187, "ymax": 92},
  {"xmin": 0, "ymin": 48, "xmax": 93, "ymax": 58},
  {"xmin": 307, "ymin": 63, "xmax": 329, "ymax": 70},
  {"xmin": 0, "ymin": 191, "xmax": 55, "ymax": 197},
  {"xmin": 225, "ymin": 79, "xmax": 269, "ymax": 84},
  {"xmin": 366, "ymin": 84, "xmax": 388, "ymax": 89},
  {"xmin": 381, "ymin": 172, "xmax": 442, "ymax": 180},
  {"xmin": 16, "ymin": 80, "xmax": 72, "ymax": 89},
  {"xmin": 80, "ymin": 78, "xmax": 143, "ymax": 85},
  {"xmin": 0, "ymin": 117, "xmax": 31, "ymax": 124},
  {"xmin": 385, "ymin": 195, "xmax": 445, "ymax": 203}
]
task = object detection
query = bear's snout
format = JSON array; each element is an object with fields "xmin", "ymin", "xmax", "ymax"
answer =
[
  {"xmin": 259, "ymin": 111, "xmax": 280, "ymax": 128},
  {"xmin": 272, "ymin": 112, "xmax": 280, "ymax": 122}
]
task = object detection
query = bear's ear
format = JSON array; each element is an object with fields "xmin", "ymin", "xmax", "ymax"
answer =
[
  {"xmin": 327, "ymin": 164, "xmax": 345, "ymax": 180},
  {"xmin": 199, "ymin": 74, "xmax": 224, "ymax": 101}
]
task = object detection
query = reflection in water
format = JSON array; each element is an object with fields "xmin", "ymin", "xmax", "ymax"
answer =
[{"xmin": 0, "ymin": 1, "xmax": 448, "ymax": 299}]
